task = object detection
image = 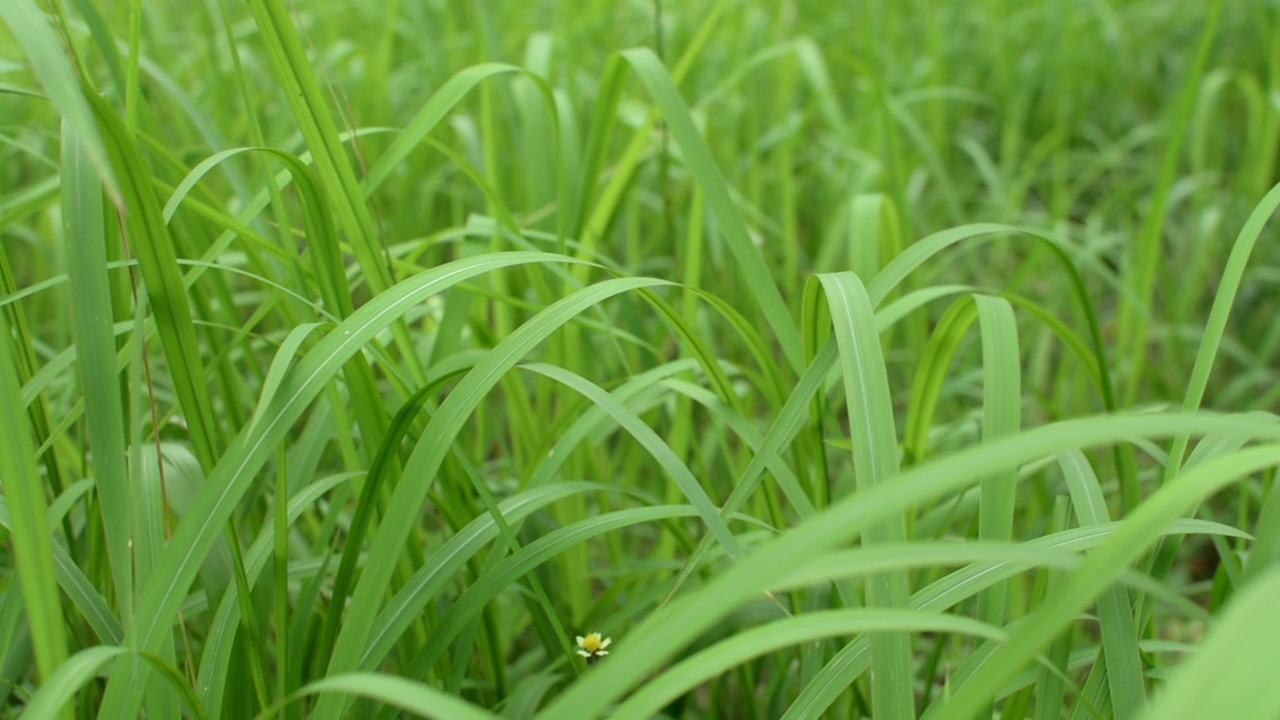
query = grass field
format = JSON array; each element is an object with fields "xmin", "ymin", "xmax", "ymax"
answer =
[{"xmin": 3, "ymin": 0, "xmax": 1280, "ymax": 718}]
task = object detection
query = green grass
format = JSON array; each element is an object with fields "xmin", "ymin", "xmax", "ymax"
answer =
[{"xmin": 2, "ymin": 1, "xmax": 1280, "ymax": 718}]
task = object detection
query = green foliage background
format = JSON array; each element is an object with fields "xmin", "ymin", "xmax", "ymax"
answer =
[{"xmin": 2, "ymin": 1, "xmax": 1280, "ymax": 718}]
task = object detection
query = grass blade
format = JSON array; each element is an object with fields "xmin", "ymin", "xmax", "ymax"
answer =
[
  {"xmin": 0, "ymin": 0, "xmax": 119, "ymax": 204},
  {"xmin": 61, "ymin": 125, "xmax": 133, "ymax": 624},
  {"xmin": 815, "ymin": 272, "xmax": 914, "ymax": 720},
  {"xmin": 975, "ymin": 296, "xmax": 1020, "ymax": 628},
  {"xmin": 272, "ymin": 673, "xmax": 498, "ymax": 720},
  {"xmin": 1136, "ymin": 564, "xmax": 1280, "ymax": 720},
  {"xmin": 0, "ymin": 310, "xmax": 66, "ymax": 685}
]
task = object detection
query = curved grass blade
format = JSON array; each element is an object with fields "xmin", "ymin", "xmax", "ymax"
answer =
[
  {"xmin": 315, "ymin": 276, "xmax": 675, "ymax": 719},
  {"xmin": 934, "ymin": 444, "xmax": 1280, "ymax": 720},
  {"xmin": 866, "ymin": 222, "xmax": 1139, "ymax": 511},
  {"xmin": 264, "ymin": 673, "xmax": 498, "ymax": 720},
  {"xmin": 618, "ymin": 47, "xmax": 804, "ymax": 372},
  {"xmin": 1118, "ymin": 0, "xmax": 1227, "ymax": 404},
  {"xmin": 195, "ymin": 472, "xmax": 361, "ymax": 717},
  {"xmin": 815, "ymin": 271, "xmax": 913, "ymax": 720},
  {"xmin": 98, "ymin": 252, "xmax": 582, "ymax": 719},
  {"xmin": 782, "ymin": 518, "xmax": 1242, "ymax": 720},
  {"xmin": 363, "ymin": 64, "xmax": 524, "ymax": 195},
  {"xmin": 397, "ymin": 506, "xmax": 699, "ymax": 679},
  {"xmin": 0, "ymin": 0, "xmax": 119, "ymax": 204},
  {"xmin": 520, "ymin": 363, "xmax": 742, "ymax": 555},
  {"xmin": 338, "ymin": 483, "xmax": 614, "ymax": 684},
  {"xmin": 613, "ymin": 610, "xmax": 1012, "ymax": 720},
  {"xmin": 1136, "ymin": 564, "xmax": 1280, "ymax": 720},
  {"xmin": 536, "ymin": 414, "xmax": 1280, "ymax": 719},
  {"xmin": 1163, "ymin": 181, "xmax": 1280, "ymax": 479},
  {"xmin": 246, "ymin": 322, "xmax": 326, "ymax": 436},
  {"xmin": 20, "ymin": 646, "xmax": 205, "ymax": 720},
  {"xmin": 0, "ymin": 488, "xmax": 123, "ymax": 650}
]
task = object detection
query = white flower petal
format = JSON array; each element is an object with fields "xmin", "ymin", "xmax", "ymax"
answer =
[
  {"xmin": 577, "ymin": 650, "xmax": 591, "ymax": 657},
  {"xmin": 600, "ymin": 638, "xmax": 612, "ymax": 649}
]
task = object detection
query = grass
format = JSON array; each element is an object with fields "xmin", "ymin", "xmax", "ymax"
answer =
[{"xmin": 2, "ymin": 0, "xmax": 1280, "ymax": 718}]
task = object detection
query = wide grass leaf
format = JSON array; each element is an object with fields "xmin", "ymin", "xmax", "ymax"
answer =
[{"xmin": 1136, "ymin": 564, "xmax": 1280, "ymax": 720}]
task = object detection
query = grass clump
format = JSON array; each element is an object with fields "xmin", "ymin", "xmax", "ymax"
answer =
[{"xmin": 2, "ymin": 1, "xmax": 1280, "ymax": 718}]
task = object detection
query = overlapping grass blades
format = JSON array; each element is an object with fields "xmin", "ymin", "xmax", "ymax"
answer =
[{"xmin": 3, "ymin": 2, "xmax": 1280, "ymax": 719}]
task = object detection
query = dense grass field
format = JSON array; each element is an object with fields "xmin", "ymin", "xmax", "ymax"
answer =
[{"xmin": 3, "ymin": 0, "xmax": 1280, "ymax": 718}]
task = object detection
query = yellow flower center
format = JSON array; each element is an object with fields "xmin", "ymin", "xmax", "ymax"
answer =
[{"xmin": 581, "ymin": 633, "xmax": 605, "ymax": 653}]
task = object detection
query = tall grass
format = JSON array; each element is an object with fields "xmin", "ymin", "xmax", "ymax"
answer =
[{"xmin": 2, "ymin": 1, "xmax": 1280, "ymax": 718}]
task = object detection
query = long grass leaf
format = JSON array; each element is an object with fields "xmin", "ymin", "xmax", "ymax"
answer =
[
  {"xmin": 1058, "ymin": 451, "xmax": 1145, "ymax": 718},
  {"xmin": 0, "ymin": 310, "xmax": 66, "ymax": 683},
  {"xmin": 316, "ymin": 276, "xmax": 669, "ymax": 719},
  {"xmin": 975, "ymin": 295, "xmax": 1020, "ymax": 628},
  {"xmin": 273, "ymin": 673, "xmax": 498, "ymax": 720},
  {"xmin": 620, "ymin": 48, "xmax": 804, "ymax": 372},
  {"xmin": 98, "ymin": 252, "xmax": 581, "ymax": 719},
  {"xmin": 814, "ymin": 271, "xmax": 913, "ymax": 719},
  {"xmin": 538, "ymin": 414, "xmax": 1280, "ymax": 719},
  {"xmin": 935, "ymin": 445, "xmax": 1280, "ymax": 719},
  {"xmin": 1136, "ymin": 564, "xmax": 1280, "ymax": 720},
  {"xmin": 0, "ymin": 0, "xmax": 119, "ymax": 204},
  {"xmin": 60, "ymin": 125, "xmax": 133, "ymax": 624}
]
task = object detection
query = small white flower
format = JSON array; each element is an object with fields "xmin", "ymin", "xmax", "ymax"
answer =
[{"xmin": 575, "ymin": 632, "xmax": 611, "ymax": 659}]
